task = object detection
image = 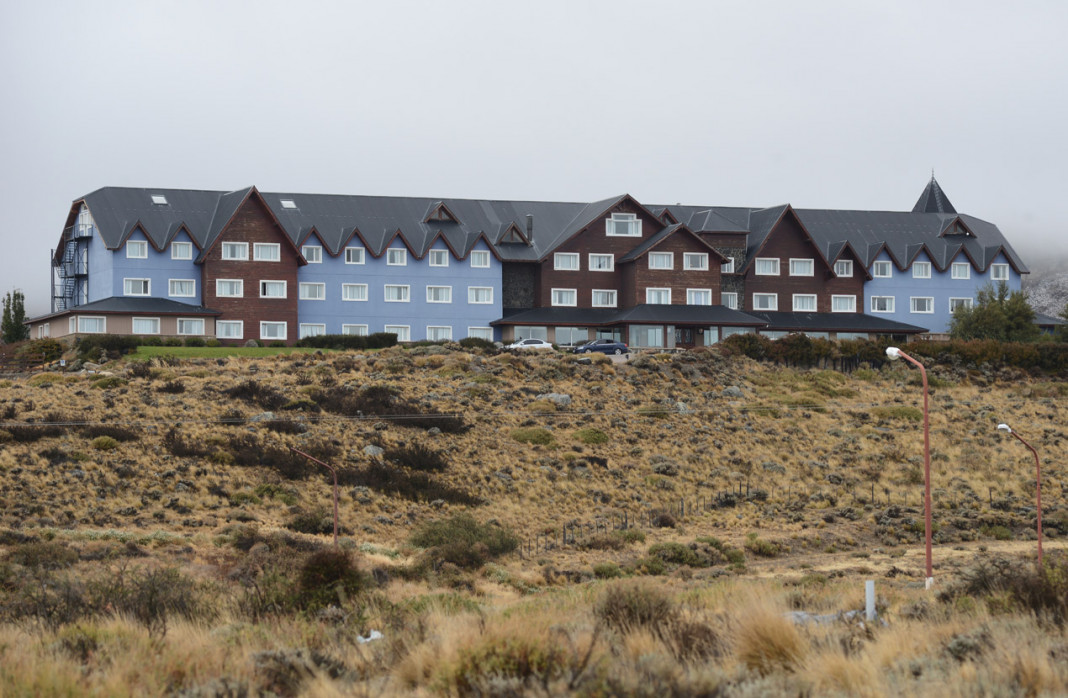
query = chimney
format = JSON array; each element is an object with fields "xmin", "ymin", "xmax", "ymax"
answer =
[{"xmin": 525, "ymin": 214, "xmax": 534, "ymax": 246}]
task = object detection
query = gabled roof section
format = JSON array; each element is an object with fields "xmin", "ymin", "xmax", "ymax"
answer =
[
  {"xmin": 534, "ymin": 194, "xmax": 666, "ymax": 261},
  {"xmin": 197, "ymin": 187, "xmax": 306, "ymax": 264},
  {"xmin": 618, "ymin": 224, "xmax": 728, "ymax": 264},
  {"xmin": 912, "ymin": 175, "xmax": 956, "ymax": 214},
  {"xmin": 741, "ymin": 204, "xmax": 831, "ymax": 273},
  {"xmin": 496, "ymin": 221, "xmax": 529, "ymax": 245},
  {"xmin": 423, "ymin": 201, "xmax": 461, "ymax": 224},
  {"xmin": 939, "ymin": 216, "xmax": 975, "ymax": 238}
]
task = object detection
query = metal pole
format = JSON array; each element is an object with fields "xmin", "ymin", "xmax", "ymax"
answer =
[
  {"xmin": 290, "ymin": 447, "xmax": 339, "ymax": 547},
  {"xmin": 896, "ymin": 350, "xmax": 933, "ymax": 588},
  {"xmin": 1011, "ymin": 431, "xmax": 1044, "ymax": 567}
]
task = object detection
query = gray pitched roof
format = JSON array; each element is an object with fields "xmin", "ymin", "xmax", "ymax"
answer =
[
  {"xmin": 29, "ymin": 297, "xmax": 221, "ymax": 323},
  {"xmin": 747, "ymin": 311, "xmax": 928, "ymax": 334},
  {"xmin": 913, "ymin": 176, "xmax": 957, "ymax": 214}
]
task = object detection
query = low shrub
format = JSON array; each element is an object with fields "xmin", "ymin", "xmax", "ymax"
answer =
[
  {"xmin": 939, "ymin": 554, "xmax": 1068, "ymax": 625},
  {"xmin": 448, "ymin": 635, "xmax": 572, "ymax": 695},
  {"xmin": 410, "ymin": 514, "xmax": 518, "ymax": 569},
  {"xmin": 16, "ymin": 338, "xmax": 64, "ymax": 363},
  {"xmin": 871, "ymin": 405, "xmax": 923, "ymax": 422},
  {"xmin": 298, "ymin": 548, "xmax": 367, "ymax": 610},
  {"xmin": 225, "ymin": 380, "xmax": 287, "ymax": 411},
  {"xmin": 384, "ymin": 443, "xmax": 448, "ymax": 472},
  {"xmin": 595, "ymin": 582, "xmax": 675, "ymax": 634},
  {"xmin": 91, "ymin": 435, "xmax": 119, "ymax": 451},
  {"xmin": 593, "ymin": 562, "xmax": 622, "ymax": 579},
  {"xmin": 744, "ymin": 532, "xmax": 782, "ymax": 558},
  {"xmin": 650, "ymin": 510, "xmax": 676, "ymax": 528},
  {"xmin": 573, "ymin": 428, "xmax": 609, "ymax": 445},
  {"xmin": 75, "ymin": 334, "xmax": 140, "ymax": 359},
  {"xmin": 311, "ymin": 384, "xmax": 466, "ymax": 433},
  {"xmin": 260, "ymin": 419, "xmax": 307, "ymax": 435},
  {"xmin": 183, "ymin": 337, "xmax": 206, "ymax": 347},
  {"xmin": 296, "ymin": 332, "xmax": 398, "ymax": 350},
  {"xmin": 511, "ymin": 427, "xmax": 554, "ymax": 445},
  {"xmin": 91, "ymin": 376, "xmax": 127, "ymax": 390},
  {"xmin": 82, "ymin": 424, "xmax": 139, "ymax": 442},
  {"xmin": 157, "ymin": 379, "xmax": 186, "ymax": 394},
  {"xmin": 736, "ymin": 605, "xmax": 807, "ymax": 675},
  {"xmin": 458, "ymin": 336, "xmax": 497, "ymax": 351},
  {"xmin": 285, "ymin": 509, "xmax": 335, "ymax": 536},
  {"xmin": 337, "ymin": 461, "xmax": 478, "ymax": 505},
  {"xmin": 5, "ymin": 541, "xmax": 79, "ymax": 570},
  {"xmin": 163, "ymin": 427, "xmax": 212, "ymax": 458}
]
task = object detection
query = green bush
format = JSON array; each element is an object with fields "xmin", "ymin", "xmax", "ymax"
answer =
[
  {"xmin": 298, "ymin": 548, "xmax": 367, "ymax": 610},
  {"xmin": 183, "ymin": 336, "xmax": 206, "ymax": 347},
  {"xmin": 295, "ymin": 332, "xmax": 398, "ymax": 350},
  {"xmin": 595, "ymin": 583, "xmax": 675, "ymax": 633},
  {"xmin": 5, "ymin": 541, "xmax": 79, "ymax": 570},
  {"xmin": 511, "ymin": 427, "xmax": 554, "ymax": 445},
  {"xmin": 91, "ymin": 435, "xmax": 119, "ymax": 451},
  {"xmin": 573, "ymin": 428, "xmax": 608, "ymax": 445},
  {"xmin": 744, "ymin": 532, "xmax": 781, "ymax": 558},
  {"xmin": 75, "ymin": 334, "xmax": 140, "ymax": 359},
  {"xmin": 91, "ymin": 376, "xmax": 127, "ymax": 390},
  {"xmin": 593, "ymin": 562, "xmax": 622, "ymax": 579},
  {"xmin": 16, "ymin": 338, "xmax": 64, "ymax": 363},
  {"xmin": 410, "ymin": 514, "xmax": 518, "ymax": 569},
  {"xmin": 647, "ymin": 542, "xmax": 705, "ymax": 568},
  {"xmin": 871, "ymin": 405, "xmax": 923, "ymax": 422},
  {"xmin": 449, "ymin": 636, "xmax": 572, "ymax": 695},
  {"xmin": 458, "ymin": 336, "xmax": 497, "ymax": 351}
]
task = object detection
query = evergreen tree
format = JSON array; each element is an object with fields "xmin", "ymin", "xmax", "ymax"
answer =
[
  {"xmin": 1, "ymin": 290, "xmax": 29, "ymax": 344},
  {"xmin": 949, "ymin": 282, "xmax": 1039, "ymax": 342},
  {"xmin": 1056, "ymin": 302, "xmax": 1068, "ymax": 342}
]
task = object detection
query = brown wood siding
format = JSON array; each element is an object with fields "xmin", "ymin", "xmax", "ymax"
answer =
[
  {"xmin": 622, "ymin": 233, "xmax": 723, "ymax": 306},
  {"xmin": 201, "ymin": 195, "xmax": 300, "ymax": 344}
]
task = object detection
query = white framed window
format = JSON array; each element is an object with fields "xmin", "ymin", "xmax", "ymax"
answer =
[
  {"xmin": 951, "ymin": 263, "xmax": 971, "ymax": 280},
  {"xmin": 606, "ymin": 212, "xmax": 641, "ymax": 237},
  {"xmin": 834, "ymin": 260, "xmax": 853, "ymax": 277},
  {"xmin": 37, "ymin": 323, "xmax": 50, "ymax": 339},
  {"xmin": 123, "ymin": 278, "xmax": 150, "ymax": 296},
  {"xmin": 260, "ymin": 280, "xmax": 286, "ymax": 298},
  {"xmin": 216, "ymin": 279, "xmax": 243, "ymax": 298},
  {"xmin": 384, "ymin": 284, "xmax": 410, "ymax": 302},
  {"xmin": 467, "ymin": 327, "xmax": 493, "ymax": 341},
  {"xmin": 592, "ymin": 289, "xmax": 617, "ymax": 307},
  {"xmin": 551, "ymin": 288, "xmax": 577, "ymax": 306},
  {"xmin": 684, "ymin": 253, "xmax": 709, "ymax": 271},
  {"xmin": 949, "ymin": 297, "xmax": 974, "ymax": 313},
  {"xmin": 384, "ymin": 325, "xmax": 410, "ymax": 342},
  {"xmin": 299, "ymin": 282, "xmax": 325, "ymax": 300},
  {"xmin": 386, "ymin": 248, "xmax": 407, "ymax": 266},
  {"xmin": 912, "ymin": 261, "xmax": 931, "ymax": 279},
  {"xmin": 873, "ymin": 261, "xmax": 893, "ymax": 278},
  {"xmin": 468, "ymin": 286, "xmax": 494, "ymax": 304},
  {"xmin": 470, "ymin": 250, "xmax": 491, "ymax": 268},
  {"xmin": 126, "ymin": 240, "xmax": 147, "ymax": 259},
  {"xmin": 69, "ymin": 317, "xmax": 76, "ymax": 334},
  {"xmin": 831, "ymin": 295, "xmax": 856, "ymax": 312},
  {"xmin": 646, "ymin": 288, "xmax": 671, "ymax": 305},
  {"xmin": 169, "ymin": 279, "xmax": 195, "ymax": 297},
  {"xmin": 345, "ymin": 247, "xmax": 365, "ymax": 265},
  {"xmin": 910, "ymin": 297, "xmax": 934, "ymax": 314},
  {"xmin": 792, "ymin": 294, "xmax": 817, "ymax": 311},
  {"xmin": 302, "ymin": 245, "xmax": 322, "ymax": 263},
  {"xmin": 299, "ymin": 324, "xmax": 326, "ymax": 339},
  {"xmin": 427, "ymin": 326, "xmax": 453, "ymax": 341},
  {"xmin": 426, "ymin": 285, "xmax": 452, "ymax": 303},
  {"xmin": 554, "ymin": 252, "xmax": 579, "ymax": 271},
  {"xmin": 648, "ymin": 252, "xmax": 674, "ymax": 270},
  {"xmin": 254, "ymin": 243, "xmax": 280, "ymax": 262},
  {"xmin": 342, "ymin": 283, "xmax": 368, "ymax": 301},
  {"xmin": 589, "ymin": 254, "xmax": 614, "ymax": 271},
  {"xmin": 789, "ymin": 258, "xmax": 814, "ymax": 276},
  {"xmin": 721, "ymin": 258, "xmax": 735, "ymax": 274},
  {"xmin": 755, "ymin": 258, "xmax": 779, "ymax": 276},
  {"xmin": 222, "ymin": 242, "xmax": 248, "ymax": 261},
  {"xmin": 342, "ymin": 324, "xmax": 368, "ymax": 336},
  {"xmin": 752, "ymin": 293, "xmax": 778, "ymax": 311},
  {"xmin": 260, "ymin": 321, "xmax": 287, "ymax": 341},
  {"xmin": 177, "ymin": 318, "xmax": 205, "ymax": 335},
  {"xmin": 429, "ymin": 249, "xmax": 449, "ymax": 267},
  {"xmin": 132, "ymin": 317, "xmax": 160, "ymax": 335},
  {"xmin": 870, "ymin": 296, "xmax": 895, "ymax": 313},
  {"xmin": 171, "ymin": 242, "xmax": 192, "ymax": 260},
  {"xmin": 77, "ymin": 316, "xmax": 106, "ymax": 334},
  {"xmin": 991, "ymin": 263, "xmax": 1009, "ymax": 281},
  {"xmin": 687, "ymin": 289, "xmax": 712, "ymax": 305},
  {"xmin": 722, "ymin": 292, "xmax": 738, "ymax": 310},
  {"xmin": 216, "ymin": 321, "xmax": 243, "ymax": 339}
]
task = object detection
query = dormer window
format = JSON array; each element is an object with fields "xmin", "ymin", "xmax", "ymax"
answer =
[
  {"xmin": 834, "ymin": 260, "xmax": 853, "ymax": 277},
  {"xmin": 606, "ymin": 212, "xmax": 641, "ymax": 237},
  {"xmin": 151, "ymin": 195, "xmax": 168, "ymax": 205},
  {"xmin": 302, "ymin": 245, "xmax": 322, "ymax": 263},
  {"xmin": 280, "ymin": 199, "xmax": 297, "ymax": 209}
]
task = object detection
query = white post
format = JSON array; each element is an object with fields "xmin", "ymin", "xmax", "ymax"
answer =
[{"xmin": 865, "ymin": 580, "xmax": 876, "ymax": 621}]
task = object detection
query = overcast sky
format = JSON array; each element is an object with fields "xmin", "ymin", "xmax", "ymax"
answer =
[{"xmin": 2, "ymin": 0, "xmax": 1067, "ymax": 316}]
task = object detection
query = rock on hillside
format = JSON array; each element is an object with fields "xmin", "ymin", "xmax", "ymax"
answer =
[{"xmin": 1024, "ymin": 269, "xmax": 1068, "ymax": 316}]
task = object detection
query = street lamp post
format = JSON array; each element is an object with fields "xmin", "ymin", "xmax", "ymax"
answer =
[
  {"xmin": 996, "ymin": 424, "xmax": 1043, "ymax": 566},
  {"xmin": 886, "ymin": 346, "xmax": 934, "ymax": 589}
]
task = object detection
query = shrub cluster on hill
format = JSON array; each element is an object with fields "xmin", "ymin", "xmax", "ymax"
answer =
[{"xmin": 294, "ymin": 332, "xmax": 398, "ymax": 350}]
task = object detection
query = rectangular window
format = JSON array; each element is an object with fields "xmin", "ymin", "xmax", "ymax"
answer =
[
  {"xmin": 912, "ymin": 261, "xmax": 931, "ymax": 279},
  {"xmin": 589, "ymin": 254, "xmax": 614, "ymax": 271},
  {"xmin": 342, "ymin": 283, "xmax": 368, "ymax": 301},
  {"xmin": 752, "ymin": 293, "xmax": 778, "ymax": 311},
  {"xmin": 834, "ymin": 260, "xmax": 853, "ymax": 277},
  {"xmin": 687, "ymin": 289, "xmax": 712, "ymax": 305},
  {"xmin": 299, "ymin": 324, "xmax": 326, "ymax": 339},
  {"xmin": 648, "ymin": 252, "xmax": 674, "ymax": 270},
  {"xmin": 722, "ymin": 292, "xmax": 738, "ymax": 310},
  {"xmin": 951, "ymin": 262, "xmax": 971, "ymax": 279},
  {"xmin": 299, "ymin": 282, "xmax": 325, "ymax": 300},
  {"xmin": 630, "ymin": 325, "xmax": 664, "ymax": 348},
  {"xmin": 468, "ymin": 286, "xmax": 493, "ymax": 304},
  {"xmin": 260, "ymin": 321, "xmax": 287, "ymax": 341},
  {"xmin": 470, "ymin": 250, "xmax": 490, "ymax": 268},
  {"xmin": 126, "ymin": 240, "xmax": 147, "ymax": 258},
  {"xmin": 132, "ymin": 317, "xmax": 160, "ymax": 335},
  {"xmin": 384, "ymin": 284, "xmax": 410, "ymax": 302},
  {"xmin": 429, "ymin": 249, "xmax": 449, "ymax": 267},
  {"xmin": 873, "ymin": 261, "xmax": 892, "ymax": 278},
  {"xmin": 386, "ymin": 248, "xmax": 407, "ymax": 266},
  {"xmin": 216, "ymin": 279, "xmax": 243, "ymax": 298},
  {"xmin": 38, "ymin": 323, "xmax": 50, "ymax": 339},
  {"xmin": 77, "ymin": 316, "xmax": 105, "ymax": 333},
  {"xmin": 606, "ymin": 212, "xmax": 641, "ymax": 237},
  {"xmin": 345, "ymin": 247, "xmax": 365, "ymax": 265},
  {"xmin": 551, "ymin": 288, "xmax": 577, "ymax": 306},
  {"xmin": 646, "ymin": 288, "xmax": 671, "ymax": 305},
  {"xmin": 177, "ymin": 318, "xmax": 204, "ymax": 335},
  {"xmin": 427, "ymin": 326, "xmax": 453, "ymax": 341},
  {"xmin": 216, "ymin": 321, "xmax": 243, "ymax": 339},
  {"xmin": 792, "ymin": 294, "xmax": 817, "ymax": 311},
  {"xmin": 254, "ymin": 243, "xmax": 280, "ymax": 262},
  {"xmin": 789, "ymin": 258, "xmax": 814, "ymax": 276},
  {"xmin": 721, "ymin": 258, "xmax": 735, "ymax": 274},
  {"xmin": 592, "ymin": 289, "xmax": 617, "ymax": 307},
  {"xmin": 870, "ymin": 296, "xmax": 895, "ymax": 313},
  {"xmin": 171, "ymin": 242, "xmax": 192, "ymax": 260},
  {"xmin": 342, "ymin": 324, "xmax": 368, "ymax": 336},
  {"xmin": 831, "ymin": 295, "xmax": 856, "ymax": 312},
  {"xmin": 384, "ymin": 325, "xmax": 410, "ymax": 342},
  {"xmin": 555, "ymin": 327, "xmax": 589, "ymax": 347},
  {"xmin": 426, "ymin": 285, "xmax": 452, "ymax": 303},
  {"xmin": 683, "ymin": 253, "xmax": 708, "ymax": 271},
  {"xmin": 554, "ymin": 252, "xmax": 579, "ymax": 270},
  {"xmin": 222, "ymin": 242, "xmax": 248, "ymax": 261},
  {"xmin": 302, "ymin": 245, "xmax": 322, "ymax": 263},
  {"xmin": 910, "ymin": 297, "xmax": 934, "ymax": 313},
  {"xmin": 755, "ymin": 258, "xmax": 779, "ymax": 275},
  {"xmin": 949, "ymin": 297, "xmax": 974, "ymax": 313},
  {"xmin": 260, "ymin": 281, "xmax": 286, "ymax": 298},
  {"xmin": 124, "ymin": 278, "xmax": 150, "ymax": 296},
  {"xmin": 514, "ymin": 326, "xmax": 548, "ymax": 341},
  {"xmin": 467, "ymin": 327, "xmax": 493, "ymax": 341},
  {"xmin": 69, "ymin": 317, "xmax": 76, "ymax": 334},
  {"xmin": 168, "ymin": 279, "xmax": 195, "ymax": 297},
  {"xmin": 991, "ymin": 263, "xmax": 1009, "ymax": 281}
]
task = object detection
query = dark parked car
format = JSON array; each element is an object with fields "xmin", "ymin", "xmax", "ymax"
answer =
[{"xmin": 573, "ymin": 339, "xmax": 629, "ymax": 355}]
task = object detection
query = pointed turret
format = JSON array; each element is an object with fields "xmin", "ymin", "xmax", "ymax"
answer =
[{"xmin": 912, "ymin": 174, "xmax": 956, "ymax": 214}]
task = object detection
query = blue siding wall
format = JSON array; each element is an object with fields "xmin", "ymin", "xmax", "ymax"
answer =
[
  {"xmin": 86, "ymin": 230, "xmax": 112, "ymax": 304},
  {"xmin": 103, "ymin": 230, "xmax": 202, "ymax": 305}
]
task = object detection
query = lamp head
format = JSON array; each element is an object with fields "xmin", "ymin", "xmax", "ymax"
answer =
[
  {"xmin": 997, "ymin": 424, "xmax": 1012, "ymax": 434},
  {"xmin": 885, "ymin": 347, "xmax": 901, "ymax": 359}
]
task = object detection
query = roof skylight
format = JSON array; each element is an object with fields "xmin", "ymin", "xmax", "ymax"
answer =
[
  {"xmin": 280, "ymin": 199, "xmax": 297, "ymax": 209},
  {"xmin": 151, "ymin": 195, "xmax": 168, "ymax": 205}
]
